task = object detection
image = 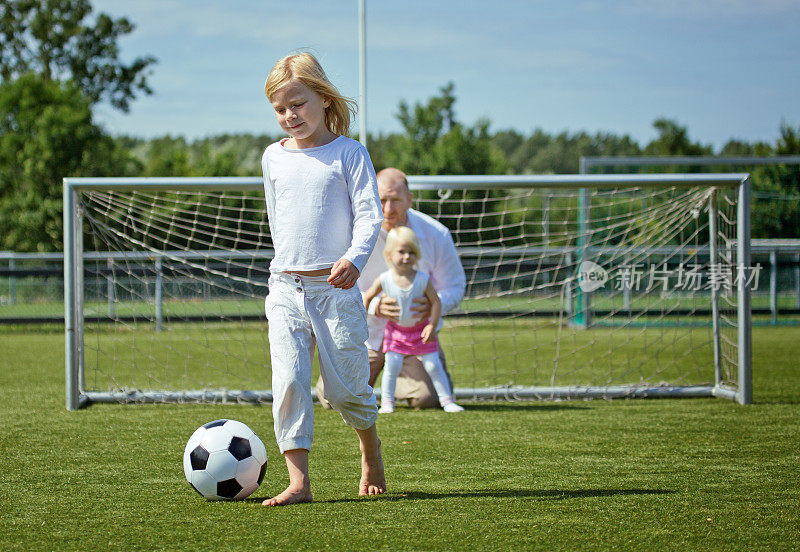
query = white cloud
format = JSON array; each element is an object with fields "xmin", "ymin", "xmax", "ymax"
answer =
[
  {"xmin": 621, "ymin": 0, "xmax": 800, "ymax": 18},
  {"xmin": 367, "ymin": 21, "xmax": 472, "ymax": 52},
  {"xmin": 92, "ymin": 0, "xmax": 356, "ymax": 47}
]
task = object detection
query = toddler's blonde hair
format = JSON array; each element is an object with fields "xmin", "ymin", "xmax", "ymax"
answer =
[
  {"xmin": 384, "ymin": 226, "xmax": 421, "ymax": 263},
  {"xmin": 264, "ymin": 52, "xmax": 356, "ymax": 137}
]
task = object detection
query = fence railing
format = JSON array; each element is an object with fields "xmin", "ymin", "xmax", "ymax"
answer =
[{"xmin": 2, "ymin": 240, "xmax": 799, "ymax": 326}]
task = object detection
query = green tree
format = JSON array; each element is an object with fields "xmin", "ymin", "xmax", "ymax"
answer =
[
  {"xmin": 776, "ymin": 123, "xmax": 800, "ymax": 155},
  {"xmin": 752, "ymin": 124, "xmax": 800, "ymax": 238},
  {"xmin": 0, "ymin": 73, "xmax": 130, "ymax": 251},
  {"xmin": 644, "ymin": 118, "xmax": 709, "ymax": 156},
  {"xmin": 490, "ymin": 129, "xmax": 524, "ymax": 167},
  {"xmin": 140, "ymin": 136, "xmax": 192, "ymax": 177},
  {"xmin": 386, "ymin": 83, "xmax": 505, "ymax": 175},
  {"xmin": 191, "ymin": 133, "xmax": 272, "ymax": 177},
  {"xmin": 642, "ymin": 117, "xmax": 713, "ymax": 170},
  {"xmin": 526, "ymin": 130, "xmax": 641, "ymax": 174},
  {"xmin": 496, "ymin": 128, "xmax": 640, "ymax": 174},
  {"xmin": 381, "ymin": 84, "xmax": 507, "ymax": 246},
  {"xmin": 0, "ymin": 0, "xmax": 155, "ymax": 111},
  {"xmin": 505, "ymin": 129, "xmax": 552, "ymax": 173}
]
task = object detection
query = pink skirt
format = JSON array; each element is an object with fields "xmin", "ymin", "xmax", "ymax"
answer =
[{"xmin": 383, "ymin": 319, "xmax": 439, "ymax": 356}]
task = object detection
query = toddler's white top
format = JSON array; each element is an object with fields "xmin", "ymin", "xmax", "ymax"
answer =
[
  {"xmin": 261, "ymin": 136, "xmax": 382, "ymax": 273},
  {"xmin": 379, "ymin": 270, "xmax": 430, "ymax": 327}
]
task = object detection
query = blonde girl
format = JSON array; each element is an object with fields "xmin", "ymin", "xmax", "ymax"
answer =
[
  {"xmin": 261, "ymin": 52, "xmax": 385, "ymax": 506},
  {"xmin": 362, "ymin": 226, "xmax": 464, "ymax": 413}
]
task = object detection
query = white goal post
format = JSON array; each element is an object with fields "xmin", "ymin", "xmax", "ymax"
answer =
[{"xmin": 63, "ymin": 174, "xmax": 753, "ymax": 410}]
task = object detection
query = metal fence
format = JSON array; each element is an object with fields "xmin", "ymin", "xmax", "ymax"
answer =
[{"xmin": 2, "ymin": 239, "xmax": 799, "ymax": 326}]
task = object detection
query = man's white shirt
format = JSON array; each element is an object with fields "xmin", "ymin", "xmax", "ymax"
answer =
[{"xmin": 358, "ymin": 208, "xmax": 466, "ymax": 351}]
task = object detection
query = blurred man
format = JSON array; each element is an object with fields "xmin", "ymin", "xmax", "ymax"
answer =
[{"xmin": 316, "ymin": 167, "xmax": 466, "ymax": 408}]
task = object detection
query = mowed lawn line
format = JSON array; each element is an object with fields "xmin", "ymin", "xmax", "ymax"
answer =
[{"xmin": 0, "ymin": 329, "xmax": 797, "ymax": 551}]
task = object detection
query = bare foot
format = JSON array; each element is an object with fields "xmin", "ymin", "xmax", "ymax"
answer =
[
  {"xmin": 359, "ymin": 442, "xmax": 386, "ymax": 496},
  {"xmin": 262, "ymin": 484, "xmax": 313, "ymax": 506}
]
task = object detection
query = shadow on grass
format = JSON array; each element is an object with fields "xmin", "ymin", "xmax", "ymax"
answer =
[{"xmin": 246, "ymin": 488, "xmax": 673, "ymax": 505}]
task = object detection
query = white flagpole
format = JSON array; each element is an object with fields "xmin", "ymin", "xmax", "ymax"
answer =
[{"xmin": 358, "ymin": 0, "xmax": 367, "ymax": 148}]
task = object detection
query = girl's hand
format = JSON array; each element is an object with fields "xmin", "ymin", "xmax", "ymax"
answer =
[
  {"xmin": 328, "ymin": 258, "xmax": 359, "ymax": 289},
  {"xmin": 421, "ymin": 324, "xmax": 435, "ymax": 343}
]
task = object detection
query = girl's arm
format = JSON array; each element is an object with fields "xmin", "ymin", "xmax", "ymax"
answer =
[
  {"xmin": 362, "ymin": 278, "xmax": 383, "ymax": 311},
  {"xmin": 420, "ymin": 280, "xmax": 441, "ymax": 343},
  {"xmin": 342, "ymin": 144, "xmax": 382, "ymax": 274}
]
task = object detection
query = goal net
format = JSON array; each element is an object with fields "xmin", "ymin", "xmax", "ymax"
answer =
[{"xmin": 63, "ymin": 174, "xmax": 753, "ymax": 409}]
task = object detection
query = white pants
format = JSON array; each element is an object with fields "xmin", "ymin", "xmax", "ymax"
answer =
[{"xmin": 265, "ymin": 273, "xmax": 377, "ymax": 453}]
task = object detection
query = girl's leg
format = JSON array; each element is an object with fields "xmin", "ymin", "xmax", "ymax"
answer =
[
  {"xmin": 267, "ymin": 291, "xmax": 315, "ymax": 454},
  {"xmin": 305, "ymin": 281, "xmax": 385, "ymax": 497},
  {"xmin": 420, "ymin": 351, "xmax": 464, "ymax": 412},
  {"xmin": 380, "ymin": 351, "xmax": 404, "ymax": 413},
  {"xmin": 263, "ymin": 276, "xmax": 317, "ymax": 506},
  {"xmin": 354, "ymin": 424, "xmax": 386, "ymax": 495},
  {"xmin": 310, "ymin": 286, "xmax": 377, "ymax": 427}
]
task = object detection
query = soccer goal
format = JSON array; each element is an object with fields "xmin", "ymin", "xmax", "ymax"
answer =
[{"xmin": 63, "ymin": 174, "xmax": 753, "ymax": 410}]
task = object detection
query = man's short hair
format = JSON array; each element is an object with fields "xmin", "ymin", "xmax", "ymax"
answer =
[{"xmin": 377, "ymin": 167, "xmax": 410, "ymax": 193}]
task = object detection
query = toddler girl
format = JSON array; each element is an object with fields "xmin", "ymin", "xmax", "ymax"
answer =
[{"xmin": 363, "ymin": 226, "xmax": 464, "ymax": 413}]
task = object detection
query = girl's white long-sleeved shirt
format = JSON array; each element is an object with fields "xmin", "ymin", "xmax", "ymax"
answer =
[{"xmin": 261, "ymin": 135, "xmax": 383, "ymax": 273}]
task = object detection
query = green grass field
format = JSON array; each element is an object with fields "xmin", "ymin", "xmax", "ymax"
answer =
[
  {"xmin": 74, "ymin": 317, "xmax": 721, "ymax": 393},
  {"xmin": 1, "ymin": 326, "xmax": 799, "ymax": 551}
]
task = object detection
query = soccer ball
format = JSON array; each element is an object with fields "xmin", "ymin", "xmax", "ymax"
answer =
[{"xmin": 183, "ymin": 419, "xmax": 267, "ymax": 501}]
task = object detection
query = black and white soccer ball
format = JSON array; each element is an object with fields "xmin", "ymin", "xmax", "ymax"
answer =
[{"xmin": 183, "ymin": 419, "xmax": 267, "ymax": 501}]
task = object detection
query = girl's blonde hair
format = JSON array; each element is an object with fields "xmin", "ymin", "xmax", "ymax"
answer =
[
  {"xmin": 264, "ymin": 52, "xmax": 357, "ymax": 137},
  {"xmin": 384, "ymin": 226, "xmax": 421, "ymax": 263}
]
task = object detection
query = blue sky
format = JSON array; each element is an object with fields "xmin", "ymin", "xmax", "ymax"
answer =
[{"xmin": 92, "ymin": 0, "xmax": 800, "ymax": 149}]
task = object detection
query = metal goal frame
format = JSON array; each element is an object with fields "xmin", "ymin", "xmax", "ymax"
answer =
[{"xmin": 63, "ymin": 173, "xmax": 753, "ymax": 409}]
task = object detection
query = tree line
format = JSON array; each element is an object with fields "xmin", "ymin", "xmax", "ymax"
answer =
[{"xmin": 1, "ymin": 1, "xmax": 798, "ymax": 252}]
